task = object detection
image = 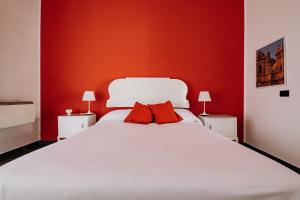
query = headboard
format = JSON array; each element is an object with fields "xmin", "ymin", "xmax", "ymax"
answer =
[{"xmin": 106, "ymin": 77, "xmax": 189, "ymax": 108}]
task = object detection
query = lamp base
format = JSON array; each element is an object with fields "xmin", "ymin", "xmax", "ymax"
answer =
[
  {"xmin": 85, "ymin": 111, "xmax": 94, "ymax": 115},
  {"xmin": 199, "ymin": 112, "xmax": 210, "ymax": 116}
]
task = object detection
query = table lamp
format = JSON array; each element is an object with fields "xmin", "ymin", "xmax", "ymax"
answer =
[
  {"xmin": 82, "ymin": 91, "xmax": 96, "ymax": 114},
  {"xmin": 198, "ymin": 91, "xmax": 211, "ymax": 116}
]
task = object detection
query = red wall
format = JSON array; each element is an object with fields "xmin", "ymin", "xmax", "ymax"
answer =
[{"xmin": 41, "ymin": 0, "xmax": 244, "ymax": 141}]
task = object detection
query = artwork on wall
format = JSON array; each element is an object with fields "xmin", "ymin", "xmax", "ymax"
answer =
[{"xmin": 256, "ymin": 38, "xmax": 285, "ymax": 87}]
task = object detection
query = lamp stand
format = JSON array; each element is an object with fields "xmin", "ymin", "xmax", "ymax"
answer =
[
  {"xmin": 86, "ymin": 101, "xmax": 93, "ymax": 114},
  {"xmin": 200, "ymin": 101, "xmax": 209, "ymax": 116}
]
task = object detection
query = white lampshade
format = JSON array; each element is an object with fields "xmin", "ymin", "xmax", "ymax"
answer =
[
  {"xmin": 82, "ymin": 91, "xmax": 96, "ymax": 101},
  {"xmin": 198, "ymin": 91, "xmax": 211, "ymax": 102}
]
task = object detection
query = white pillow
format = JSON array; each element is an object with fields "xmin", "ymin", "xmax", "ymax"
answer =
[
  {"xmin": 99, "ymin": 108, "xmax": 201, "ymax": 124},
  {"xmin": 174, "ymin": 109, "xmax": 201, "ymax": 123},
  {"xmin": 99, "ymin": 109, "xmax": 131, "ymax": 123}
]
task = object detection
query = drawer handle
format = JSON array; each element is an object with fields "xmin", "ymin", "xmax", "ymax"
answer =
[
  {"xmin": 209, "ymin": 125, "xmax": 212, "ymax": 130},
  {"xmin": 81, "ymin": 123, "xmax": 84, "ymax": 129}
]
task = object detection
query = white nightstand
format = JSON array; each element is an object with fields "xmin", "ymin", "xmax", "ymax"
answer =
[
  {"xmin": 57, "ymin": 114, "xmax": 96, "ymax": 141},
  {"xmin": 199, "ymin": 115, "xmax": 238, "ymax": 142}
]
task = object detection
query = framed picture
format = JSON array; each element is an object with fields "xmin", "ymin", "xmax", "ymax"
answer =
[{"xmin": 256, "ymin": 38, "xmax": 285, "ymax": 87}]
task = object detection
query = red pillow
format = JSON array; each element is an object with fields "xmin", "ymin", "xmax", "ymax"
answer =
[
  {"xmin": 149, "ymin": 101, "xmax": 182, "ymax": 124},
  {"xmin": 124, "ymin": 102, "xmax": 153, "ymax": 124}
]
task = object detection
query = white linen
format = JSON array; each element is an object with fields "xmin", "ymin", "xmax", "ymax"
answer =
[{"xmin": 0, "ymin": 121, "xmax": 300, "ymax": 200}]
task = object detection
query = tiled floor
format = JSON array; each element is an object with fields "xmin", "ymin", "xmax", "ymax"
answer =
[{"xmin": 0, "ymin": 142, "xmax": 53, "ymax": 166}]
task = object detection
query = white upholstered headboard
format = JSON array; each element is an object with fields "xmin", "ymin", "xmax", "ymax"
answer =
[{"xmin": 106, "ymin": 78, "xmax": 189, "ymax": 108}]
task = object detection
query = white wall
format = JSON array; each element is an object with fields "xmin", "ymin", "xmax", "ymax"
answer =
[
  {"xmin": 245, "ymin": 0, "xmax": 300, "ymax": 167},
  {"xmin": 0, "ymin": 0, "xmax": 40, "ymax": 119}
]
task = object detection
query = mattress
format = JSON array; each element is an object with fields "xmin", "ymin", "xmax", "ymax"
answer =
[{"xmin": 0, "ymin": 116, "xmax": 299, "ymax": 200}]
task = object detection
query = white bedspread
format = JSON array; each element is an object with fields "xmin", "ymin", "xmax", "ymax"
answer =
[{"xmin": 0, "ymin": 121, "xmax": 299, "ymax": 200}]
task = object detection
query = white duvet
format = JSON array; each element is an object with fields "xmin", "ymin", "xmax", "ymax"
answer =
[{"xmin": 0, "ymin": 117, "xmax": 299, "ymax": 200}]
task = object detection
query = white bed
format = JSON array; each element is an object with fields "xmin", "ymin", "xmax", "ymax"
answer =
[{"xmin": 0, "ymin": 78, "xmax": 299, "ymax": 200}]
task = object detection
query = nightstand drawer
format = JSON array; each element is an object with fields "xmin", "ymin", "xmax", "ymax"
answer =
[
  {"xmin": 199, "ymin": 115, "xmax": 238, "ymax": 141},
  {"xmin": 58, "ymin": 114, "xmax": 96, "ymax": 140},
  {"xmin": 58, "ymin": 117, "xmax": 86, "ymax": 137},
  {"xmin": 206, "ymin": 118, "xmax": 236, "ymax": 137}
]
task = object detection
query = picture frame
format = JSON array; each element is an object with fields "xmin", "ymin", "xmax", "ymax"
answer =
[{"xmin": 256, "ymin": 38, "xmax": 285, "ymax": 88}]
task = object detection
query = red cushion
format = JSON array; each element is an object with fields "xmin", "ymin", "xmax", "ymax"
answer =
[
  {"xmin": 149, "ymin": 101, "xmax": 182, "ymax": 124},
  {"xmin": 124, "ymin": 102, "xmax": 153, "ymax": 124}
]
